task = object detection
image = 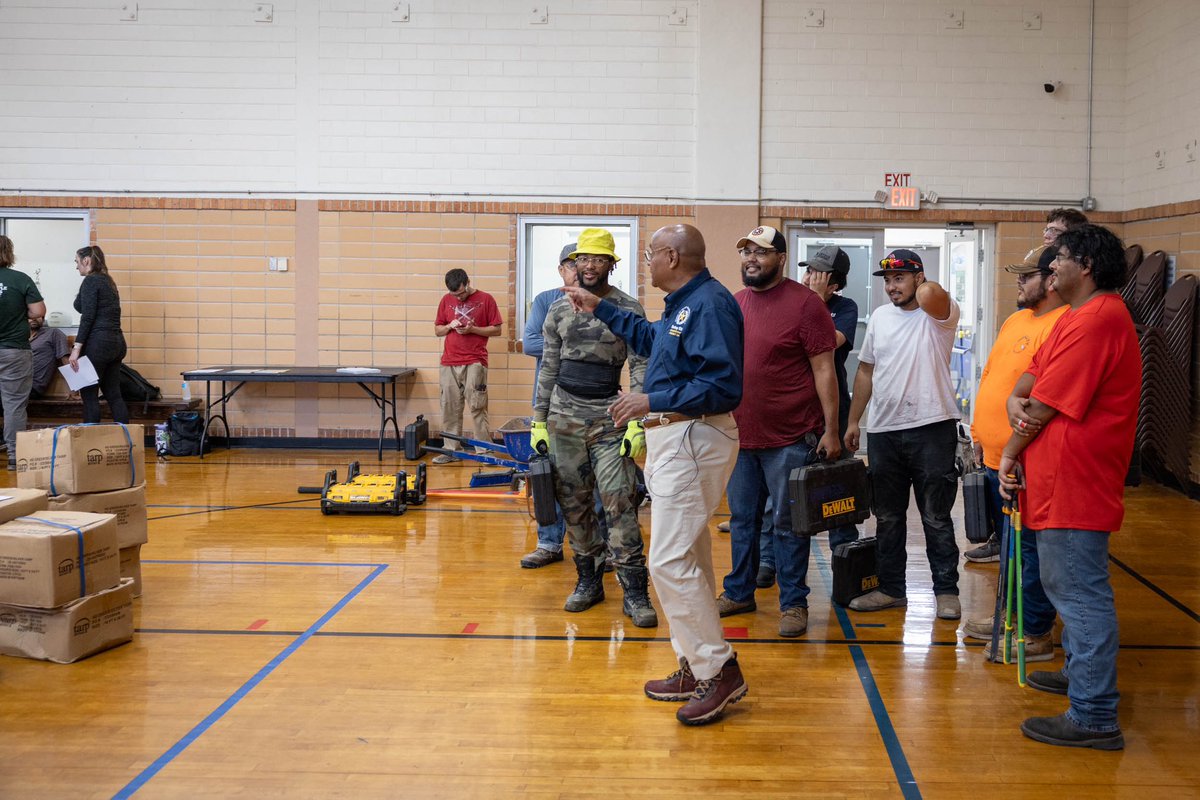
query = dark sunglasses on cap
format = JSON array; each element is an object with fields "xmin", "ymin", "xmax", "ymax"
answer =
[{"xmin": 878, "ymin": 258, "xmax": 921, "ymax": 270}]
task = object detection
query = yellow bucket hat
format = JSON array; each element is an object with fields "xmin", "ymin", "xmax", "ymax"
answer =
[{"xmin": 570, "ymin": 228, "xmax": 621, "ymax": 263}]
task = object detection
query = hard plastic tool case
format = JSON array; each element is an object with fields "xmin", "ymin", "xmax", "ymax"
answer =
[{"xmin": 787, "ymin": 457, "xmax": 872, "ymax": 535}]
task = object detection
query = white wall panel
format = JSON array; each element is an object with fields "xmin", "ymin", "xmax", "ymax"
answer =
[
  {"xmin": 1122, "ymin": 0, "xmax": 1200, "ymax": 209},
  {"xmin": 761, "ymin": 0, "xmax": 1129, "ymax": 210},
  {"xmin": 0, "ymin": 0, "xmax": 1196, "ymax": 209}
]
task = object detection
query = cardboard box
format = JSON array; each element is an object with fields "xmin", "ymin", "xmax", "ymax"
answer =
[
  {"xmin": 0, "ymin": 511, "xmax": 121, "ymax": 608},
  {"xmin": 0, "ymin": 577, "xmax": 134, "ymax": 663},
  {"xmin": 50, "ymin": 484, "xmax": 148, "ymax": 548},
  {"xmin": 119, "ymin": 544, "xmax": 142, "ymax": 598},
  {"xmin": 16, "ymin": 424, "xmax": 145, "ymax": 495},
  {"xmin": 0, "ymin": 488, "xmax": 49, "ymax": 525}
]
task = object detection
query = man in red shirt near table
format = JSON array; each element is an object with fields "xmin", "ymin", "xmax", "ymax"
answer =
[
  {"xmin": 1000, "ymin": 224, "xmax": 1140, "ymax": 751},
  {"xmin": 433, "ymin": 269, "xmax": 503, "ymax": 463}
]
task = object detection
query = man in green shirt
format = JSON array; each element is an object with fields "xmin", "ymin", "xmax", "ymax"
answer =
[{"xmin": 0, "ymin": 235, "xmax": 46, "ymax": 468}]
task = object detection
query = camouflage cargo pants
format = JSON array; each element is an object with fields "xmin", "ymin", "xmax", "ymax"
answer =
[{"xmin": 548, "ymin": 415, "xmax": 644, "ymax": 568}]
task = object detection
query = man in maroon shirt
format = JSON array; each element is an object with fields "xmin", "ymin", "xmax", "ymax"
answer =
[
  {"xmin": 433, "ymin": 269, "xmax": 503, "ymax": 463},
  {"xmin": 715, "ymin": 226, "xmax": 841, "ymax": 637}
]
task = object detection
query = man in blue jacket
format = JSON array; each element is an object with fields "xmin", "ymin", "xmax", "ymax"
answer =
[{"xmin": 563, "ymin": 223, "xmax": 747, "ymax": 726}]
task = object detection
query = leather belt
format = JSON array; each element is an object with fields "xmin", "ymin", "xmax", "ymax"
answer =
[{"xmin": 641, "ymin": 412, "xmax": 702, "ymax": 429}]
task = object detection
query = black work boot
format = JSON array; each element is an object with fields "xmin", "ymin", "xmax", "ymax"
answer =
[
  {"xmin": 617, "ymin": 567, "xmax": 659, "ymax": 628},
  {"xmin": 564, "ymin": 554, "xmax": 605, "ymax": 612}
]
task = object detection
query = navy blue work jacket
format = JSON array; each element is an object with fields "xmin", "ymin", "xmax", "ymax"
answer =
[{"xmin": 593, "ymin": 268, "xmax": 743, "ymax": 417}]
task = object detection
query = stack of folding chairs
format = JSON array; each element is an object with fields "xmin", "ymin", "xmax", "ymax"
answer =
[{"xmin": 1122, "ymin": 247, "xmax": 1197, "ymax": 490}]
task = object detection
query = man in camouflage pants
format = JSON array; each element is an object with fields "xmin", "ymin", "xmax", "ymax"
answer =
[{"xmin": 531, "ymin": 227, "xmax": 656, "ymax": 627}]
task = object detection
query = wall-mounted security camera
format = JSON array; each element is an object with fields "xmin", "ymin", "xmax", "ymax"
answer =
[{"xmin": 1044, "ymin": 81, "xmax": 1062, "ymax": 94}]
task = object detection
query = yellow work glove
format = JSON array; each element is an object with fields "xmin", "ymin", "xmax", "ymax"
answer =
[
  {"xmin": 620, "ymin": 420, "xmax": 645, "ymax": 459},
  {"xmin": 530, "ymin": 421, "xmax": 550, "ymax": 456}
]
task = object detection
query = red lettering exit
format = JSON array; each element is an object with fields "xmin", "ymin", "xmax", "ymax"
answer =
[{"xmin": 884, "ymin": 173, "xmax": 911, "ymax": 187}]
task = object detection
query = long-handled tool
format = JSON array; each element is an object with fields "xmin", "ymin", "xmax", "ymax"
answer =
[
  {"xmin": 1001, "ymin": 491, "xmax": 1027, "ymax": 687},
  {"xmin": 987, "ymin": 506, "xmax": 1012, "ymax": 665}
]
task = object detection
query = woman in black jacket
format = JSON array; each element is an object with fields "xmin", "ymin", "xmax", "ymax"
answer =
[{"xmin": 69, "ymin": 245, "xmax": 129, "ymax": 424}]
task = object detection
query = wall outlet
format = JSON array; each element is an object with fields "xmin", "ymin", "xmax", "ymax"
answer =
[
  {"xmin": 805, "ymin": 8, "xmax": 825, "ymax": 28},
  {"xmin": 269, "ymin": 257, "xmax": 288, "ymax": 272},
  {"xmin": 529, "ymin": 5, "xmax": 548, "ymax": 24},
  {"xmin": 944, "ymin": 8, "xmax": 964, "ymax": 29},
  {"xmin": 254, "ymin": 3, "xmax": 273, "ymax": 23},
  {"xmin": 391, "ymin": 2, "xmax": 410, "ymax": 23},
  {"xmin": 1023, "ymin": 11, "xmax": 1042, "ymax": 30},
  {"xmin": 668, "ymin": 7, "xmax": 687, "ymax": 25},
  {"xmin": 120, "ymin": 3, "xmax": 138, "ymax": 21}
]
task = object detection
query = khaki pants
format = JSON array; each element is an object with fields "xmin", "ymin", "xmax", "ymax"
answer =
[
  {"xmin": 439, "ymin": 363, "xmax": 490, "ymax": 451},
  {"xmin": 645, "ymin": 413, "xmax": 739, "ymax": 680}
]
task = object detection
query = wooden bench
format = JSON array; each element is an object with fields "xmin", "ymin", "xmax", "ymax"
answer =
[{"xmin": 24, "ymin": 396, "xmax": 202, "ymax": 426}]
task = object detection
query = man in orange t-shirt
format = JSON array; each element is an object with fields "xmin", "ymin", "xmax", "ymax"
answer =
[
  {"xmin": 961, "ymin": 246, "xmax": 1067, "ymax": 660},
  {"xmin": 1000, "ymin": 225, "xmax": 1140, "ymax": 751}
]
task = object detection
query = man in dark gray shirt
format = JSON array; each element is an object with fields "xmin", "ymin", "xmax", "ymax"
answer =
[{"xmin": 29, "ymin": 312, "xmax": 71, "ymax": 398}]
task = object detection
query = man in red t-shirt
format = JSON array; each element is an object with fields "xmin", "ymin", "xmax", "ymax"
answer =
[
  {"xmin": 715, "ymin": 226, "xmax": 840, "ymax": 638},
  {"xmin": 433, "ymin": 269, "xmax": 503, "ymax": 463},
  {"xmin": 999, "ymin": 224, "xmax": 1140, "ymax": 751}
]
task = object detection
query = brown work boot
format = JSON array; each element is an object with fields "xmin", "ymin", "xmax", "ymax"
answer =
[
  {"xmin": 520, "ymin": 547, "xmax": 564, "ymax": 569},
  {"xmin": 676, "ymin": 654, "xmax": 748, "ymax": 726},
  {"xmin": 983, "ymin": 630, "xmax": 1054, "ymax": 663},
  {"xmin": 716, "ymin": 592, "xmax": 756, "ymax": 618},
  {"xmin": 644, "ymin": 657, "xmax": 697, "ymax": 702},
  {"xmin": 779, "ymin": 606, "xmax": 808, "ymax": 638}
]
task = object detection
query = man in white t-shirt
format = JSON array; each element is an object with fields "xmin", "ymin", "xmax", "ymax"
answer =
[{"xmin": 843, "ymin": 249, "xmax": 963, "ymax": 619}]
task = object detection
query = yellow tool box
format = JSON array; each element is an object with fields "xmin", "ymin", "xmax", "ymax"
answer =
[{"xmin": 319, "ymin": 461, "xmax": 427, "ymax": 515}]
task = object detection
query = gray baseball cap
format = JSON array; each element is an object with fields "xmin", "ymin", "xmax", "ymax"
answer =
[
  {"xmin": 799, "ymin": 246, "xmax": 850, "ymax": 273},
  {"xmin": 559, "ymin": 243, "xmax": 578, "ymax": 264}
]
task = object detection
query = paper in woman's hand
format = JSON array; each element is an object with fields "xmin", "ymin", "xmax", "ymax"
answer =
[{"xmin": 58, "ymin": 356, "xmax": 100, "ymax": 391}]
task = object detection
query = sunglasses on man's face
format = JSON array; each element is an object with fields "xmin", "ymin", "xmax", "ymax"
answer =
[{"xmin": 878, "ymin": 258, "xmax": 920, "ymax": 270}]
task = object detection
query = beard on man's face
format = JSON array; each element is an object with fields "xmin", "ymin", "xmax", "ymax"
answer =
[{"xmin": 741, "ymin": 261, "xmax": 782, "ymax": 288}]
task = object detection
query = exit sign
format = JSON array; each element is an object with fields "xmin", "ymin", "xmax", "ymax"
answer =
[{"xmin": 884, "ymin": 186, "xmax": 921, "ymax": 210}]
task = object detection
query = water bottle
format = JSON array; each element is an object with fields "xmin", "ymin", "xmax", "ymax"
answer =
[{"xmin": 181, "ymin": 381, "xmax": 192, "ymax": 402}]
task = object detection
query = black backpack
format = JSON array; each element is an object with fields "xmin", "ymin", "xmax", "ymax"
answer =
[
  {"xmin": 120, "ymin": 365, "xmax": 162, "ymax": 414},
  {"xmin": 167, "ymin": 411, "xmax": 208, "ymax": 456}
]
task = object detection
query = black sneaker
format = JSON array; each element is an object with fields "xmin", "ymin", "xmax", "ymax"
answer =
[
  {"xmin": 965, "ymin": 538, "xmax": 1001, "ymax": 563},
  {"xmin": 1027, "ymin": 670, "xmax": 1069, "ymax": 695},
  {"xmin": 1021, "ymin": 713, "xmax": 1124, "ymax": 750}
]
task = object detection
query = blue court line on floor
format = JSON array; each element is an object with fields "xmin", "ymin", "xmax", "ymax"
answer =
[
  {"xmin": 1108, "ymin": 554, "xmax": 1200, "ymax": 624},
  {"xmin": 855, "ymin": 623, "xmax": 887, "ymax": 628},
  {"xmin": 811, "ymin": 541, "xmax": 921, "ymax": 800},
  {"xmin": 112, "ymin": 560, "xmax": 387, "ymax": 800}
]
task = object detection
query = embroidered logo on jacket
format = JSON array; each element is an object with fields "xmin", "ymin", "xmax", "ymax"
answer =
[{"xmin": 669, "ymin": 306, "xmax": 691, "ymax": 337}]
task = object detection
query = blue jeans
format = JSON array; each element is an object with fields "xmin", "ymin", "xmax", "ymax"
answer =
[
  {"xmin": 536, "ymin": 492, "xmax": 608, "ymax": 552},
  {"xmin": 723, "ymin": 438, "xmax": 816, "ymax": 610},
  {"xmin": 867, "ymin": 420, "xmax": 960, "ymax": 598},
  {"xmin": 983, "ymin": 468, "xmax": 1055, "ymax": 635},
  {"xmin": 1035, "ymin": 528, "xmax": 1120, "ymax": 732}
]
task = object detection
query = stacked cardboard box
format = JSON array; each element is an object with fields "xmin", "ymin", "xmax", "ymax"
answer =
[
  {"xmin": 18, "ymin": 424, "xmax": 148, "ymax": 598},
  {"xmin": 0, "ymin": 510, "xmax": 133, "ymax": 663},
  {"xmin": 0, "ymin": 425, "xmax": 147, "ymax": 663}
]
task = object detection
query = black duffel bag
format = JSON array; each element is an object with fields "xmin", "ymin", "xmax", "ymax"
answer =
[{"xmin": 167, "ymin": 411, "xmax": 208, "ymax": 456}]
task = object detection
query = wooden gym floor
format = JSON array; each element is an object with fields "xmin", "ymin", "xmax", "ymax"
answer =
[{"xmin": 1, "ymin": 448, "xmax": 1198, "ymax": 799}]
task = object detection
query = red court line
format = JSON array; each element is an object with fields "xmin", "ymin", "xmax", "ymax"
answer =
[
  {"xmin": 247, "ymin": 619, "xmax": 268, "ymax": 630},
  {"xmin": 462, "ymin": 623, "xmax": 479, "ymax": 634},
  {"xmin": 723, "ymin": 627, "xmax": 748, "ymax": 638}
]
